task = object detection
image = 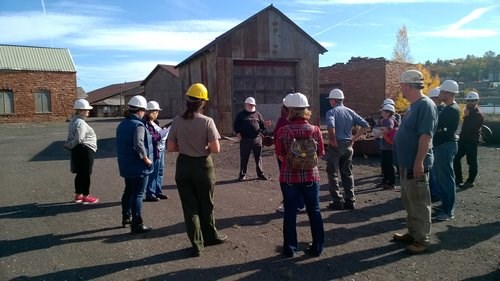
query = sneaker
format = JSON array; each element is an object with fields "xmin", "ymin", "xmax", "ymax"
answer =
[
  {"xmin": 434, "ymin": 213, "xmax": 454, "ymax": 221},
  {"xmin": 204, "ymin": 234, "xmax": 228, "ymax": 246},
  {"xmin": 82, "ymin": 195, "xmax": 99, "ymax": 204},
  {"xmin": 156, "ymin": 194, "xmax": 169, "ymax": 200},
  {"xmin": 328, "ymin": 201, "xmax": 344, "ymax": 210},
  {"xmin": 297, "ymin": 207, "xmax": 306, "ymax": 213},
  {"xmin": 406, "ymin": 242, "xmax": 427, "ymax": 254},
  {"xmin": 344, "ymin": 201, "xmax": 356, "ymax": 210},
  {"xmin": 237, "ymin": 175, "xmax": 246, "ymax": 181},
  {"xmin": 74, "ymin": 194, "xmax": 84, "ymax": 203},
  {"xmin": 144, "ymin": 196, "xmax": 160, "ymax": 202},
  {"xmin": 257, "ymin": 174, "xmax": 270, "ymax": 180},
  {"xmin": 392, "ymin": 233, "xmax": 415, "ymax": 243},
  {"xmin": 462, "ymin": 182, "xmax": 474, "ymax": 189},
  {"xmin": 276, "ymin": 205, "xmax": 285, "ymax": 213}
]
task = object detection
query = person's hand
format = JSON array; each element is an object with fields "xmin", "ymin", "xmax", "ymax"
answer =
[
  {"xmin": 264, "ymin": 120, "xmax": 272, "ymax": 127},
  {"xmin": 236, "ymin": 133, "xmax": 241, "ymax": 141},
  {"xmin": 329, "ymin": 139, "xmax": 338, "ymax": 148},
  {"xmin": 413, "ymin": 163, "xmax": 425, "ymax": 179},
  {"xmin": 144, "ymin": 158, "xmax": 152, "ymax": 166}
]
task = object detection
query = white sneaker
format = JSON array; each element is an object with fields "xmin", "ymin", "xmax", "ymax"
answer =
[
  {"xmin": 276, "ymin": 205, "xmax": 285, "ymax": 213},
  {"xmin": 297, "ymin": 207, "xmax": 306, "ymax": 212}
]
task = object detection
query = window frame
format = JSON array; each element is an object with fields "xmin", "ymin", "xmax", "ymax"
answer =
[
  {"xmin": 0, "ymin": 90, "xmax": 15, "ymax": 114},
  {"xmin": 34, "ymin": 90, "xmax": 52, "ymax": 113}
]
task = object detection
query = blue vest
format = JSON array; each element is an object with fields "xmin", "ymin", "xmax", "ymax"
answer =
[{"xmin": 116, "ymin": 114, "xmax": 154, "ymax": 177}]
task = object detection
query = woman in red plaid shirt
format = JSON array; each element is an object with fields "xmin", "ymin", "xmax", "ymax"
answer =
[{"xmin": 275, "ymin": 92, "xmax": 325, "ymax": 258}]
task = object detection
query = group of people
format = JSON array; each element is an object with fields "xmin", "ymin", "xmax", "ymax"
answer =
[{"xmin": 65, "ymin": 70, "xmax": 484, "ymax": 258}]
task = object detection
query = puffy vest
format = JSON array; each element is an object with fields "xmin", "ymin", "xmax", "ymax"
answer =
[{"xmin": 116, "ymin": 115, "xmax": 154, "ymax": 177}]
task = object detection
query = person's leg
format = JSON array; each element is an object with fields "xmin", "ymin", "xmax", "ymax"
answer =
[
  {"xmin": 302, "ymin": 181, "xmax": 324, "ymax": 255},
  {"xmin": 253, "ymin": 142, "xmax": 265, "ymax": 177},
  {"xmin": 145, "ymin": 158, "xmax": 159, "ymax": 199},
  {"xmin": 155, "ymin": 151, "xmax": 165, "ymax": 196},
  {"xmin": 239, "ymin": 138, "xmax": 252, "ymax": 178},
  {"xmin": 196, "ymin": 156, "xmax": 222, "ymax": 243},
  {"xmin": 281, "ymin": 182, "xmax": 300, "ymax": 257},
  {"xmin": 466, "ymin": 141, "xmax": 479, "ymax": 184},
  {"xmin": 175, "ymin": 155, "xmax": 203, "ymax": 252},
  {"xmin": 326, "ymin": 146, "xmax": 343, "ymax": 205},
  {"xmin": 130, "ymin": 175, "xmax": 148, "ymax": 226},
  {"xmin": 406, "ymin": 173, "xmax": 431, "ymax": 246},
  {"xmin": 434, "ymin": 142, "xmax": 458, "ymax": 218},
  {"xmin": 453, "ymin": 141, "xmax": 466, "ymax": 185},
  {"xmin": 340, "ymin": 144, "xmax": 355, "ymax": 205},
  {"xmin": 121, "ymin": 178, "xmax": 132, "ymax": 225}
]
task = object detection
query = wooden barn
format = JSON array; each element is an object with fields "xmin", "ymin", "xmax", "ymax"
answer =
[
  {"xmin": 86, "ymin": 81, "xmax": 143, "ymax": 117},
  {"xmin": 319, "ymin": 57, "xmax": 412, "ymax": 121},
  {"xmin": 0, "ymin": 44, "xmax": 77, "ymax": 123},
  {"xmin": 176, "ymin": 5, "xmax": 327, "ymax": 134},
  {"xmin": 142, "ymin": 64, "xmax": 180, "ymax": 119}
]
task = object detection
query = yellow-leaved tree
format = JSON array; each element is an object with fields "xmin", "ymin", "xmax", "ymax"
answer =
[{"xmin": 394, "ymin": 64, "xmax": 441, "ymax": 113}]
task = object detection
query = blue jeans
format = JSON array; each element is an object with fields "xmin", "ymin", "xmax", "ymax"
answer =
[
  {"xmin": 146, "ymin": 152, "xmax": 165, "ymax": 197},
  {"xmin": 281, "ymin": 181, "xmax": 324, "ymax": 256},
  {"xmin": 277, "ymin": 158, "xmax": 304, "ymax": 209},
  {"xmin": 432, "ymin": 141, "xmax": 458, "ymax": 216},
  {"xmin": 122, "ymin": 175, "xmax": 148, "ymax": 225}
]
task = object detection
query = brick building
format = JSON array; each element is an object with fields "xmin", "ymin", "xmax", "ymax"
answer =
[
  {"xmin": 319, "ymin": 57, "xmax": 412, "ymax": 122},
  {"xmin": 0, "ymin": 44, "xmax": 77, "ymax": 123}
]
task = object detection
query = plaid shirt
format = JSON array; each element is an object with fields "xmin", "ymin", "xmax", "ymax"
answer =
[{"xmin": 275, "ymin": 120, "xmax": 325, "ymax": 183}]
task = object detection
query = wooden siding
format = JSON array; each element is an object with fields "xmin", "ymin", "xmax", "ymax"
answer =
[{"xmin": 143, "ymin": 68, "xmax": 181, "ymax": 118}]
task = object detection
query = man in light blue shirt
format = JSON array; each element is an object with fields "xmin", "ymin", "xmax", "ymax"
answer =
[{"xmin": 325, "ymin": 89, "xmax": 369, "ymax": 210}]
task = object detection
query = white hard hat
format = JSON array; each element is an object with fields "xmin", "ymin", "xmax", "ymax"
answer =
[
  {"xmin": 439, "ymin": 80, "xmax": 459, "ymax": 94},
  {"xmin": 327, "ymin": 89, "xmax": 344, "ymax": 99},
  {"xmin": 283, "ymin": 92, "xmax": 309, "ymax": 108},
  {"xmin": 381, "ymin": 104, "xmax": 395, "ymax": 113},
  {"xmin": 244, "ymin": 97, "xmax": 256, "ymax": 105},
  {"xmin": 73, "ymin": 99, "xmax": 93, "ymax": 110},
  {"xmin": 428, "ymin": 88, "xmax": 441, "ymax": 98},
  {"xmin": 128, "ymin": 95, "xmax": 148, "ymax": 109},
  {"xmin": 400, "ymin": 70, "xmax": 424, "ymax": 84},
  {"xmin": 465, "ymin": 91, "xmax": 480, "ymax": 100},
  {"xmin": 147, "ymin": 101, "xmax": 162, "ymax": 111},
  {"xmin": 382, "ymin": 98, "xmax": 395, "ymax": 106}
]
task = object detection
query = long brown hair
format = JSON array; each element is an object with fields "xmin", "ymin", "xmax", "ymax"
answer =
[
  {"xmin": 182, "ymin": 97, "xmax": 205, "ymax": 119},
  {"xmin": 288, "ymin": 107, "xmax": 311, "ymax": 121}
]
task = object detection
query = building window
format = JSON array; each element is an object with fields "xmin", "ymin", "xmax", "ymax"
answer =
[
  {"xmin": 34, "ymin": 91, "xmax": 51, "ymax": 113},
  {"xmin": 0, "ymin": 90, "xmax": 14, "ymax": 114}
]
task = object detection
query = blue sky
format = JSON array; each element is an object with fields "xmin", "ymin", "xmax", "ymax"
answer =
[{"xmin": 1, "ymin": 0, "xmax": 499, "ymax": 92}]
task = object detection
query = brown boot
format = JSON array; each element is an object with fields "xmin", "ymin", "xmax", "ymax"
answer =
[
  {"xmin": 392, "ymin": 233, "xmax": 415, "ymax": 243},
  {"xmin": 406, "ymin": 242, "xmax": 427, "ymax": 254}
]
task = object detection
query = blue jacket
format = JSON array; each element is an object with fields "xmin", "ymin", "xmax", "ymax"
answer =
[{"xmin": 116, "ymin": 114, "xmax": 154, "ymax": 177}]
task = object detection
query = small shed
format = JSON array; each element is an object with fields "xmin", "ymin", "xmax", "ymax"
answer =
[
  {"xmin": 0, "ymin": 44, "xmax": 77, "ymax": 123},
  {"xmin": 87, "ymin": 81, "xmax": 143, "ymax": 117},
  {"xmin": 319, "ymin": 57, "xmax": 412, "ymax": 121},
  {"xmin": 142, "ymin": 64, "xmax": 180, "ymax": 118},
  {"xmin": 176, "ymin": 5, "xmax": 327, "ymax": 134}
]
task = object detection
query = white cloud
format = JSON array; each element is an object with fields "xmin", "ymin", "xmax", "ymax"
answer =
[{"xmin": 420, "ymin": 7, "xmax": 498, "ymax": 38}]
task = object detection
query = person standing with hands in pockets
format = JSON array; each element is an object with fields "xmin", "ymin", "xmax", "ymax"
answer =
[
  {"xmin": 392, "ymin": 70, "xmax": 438, "ymax": 254},
  {"xmin": 116, "ymin": 95, "xmax": 154, "ymax": 233},
  {"xmin": 64, "ymin": 99, "xmax": 99, "ymax": 204},
  {"xmin": 167, "ymin": 83, "xmax": 227, "ymax": 257}
]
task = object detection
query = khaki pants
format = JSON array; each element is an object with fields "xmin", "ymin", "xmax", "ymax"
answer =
[{"xmin": 399, "ymin": 168, "xmax": 431, "ymax": 244}]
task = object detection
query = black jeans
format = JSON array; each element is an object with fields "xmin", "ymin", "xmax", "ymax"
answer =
[
  {"xmin": 453, "ymin": 139, "xmax": 478, "ymax": 183},
  {"xmin": 239, "ymin": 137, "xmax": 264, "ymax": 177},
  {"xmin": 380, "ymin": 150, "xmax": 395, "ymax": 185},
  {"xmin": 71, "ymin": 144, "xmax": 95, "ymax": 195}
]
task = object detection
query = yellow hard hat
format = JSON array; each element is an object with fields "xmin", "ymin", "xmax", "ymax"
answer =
[{"xmin": 186, "ymin": 83, "xmax": 209, "ymax": 101}]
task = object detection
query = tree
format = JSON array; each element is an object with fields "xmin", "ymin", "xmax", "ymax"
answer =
[{"xmin": 392, "ymin": 25, "xmax": 413, "ymax": 63}]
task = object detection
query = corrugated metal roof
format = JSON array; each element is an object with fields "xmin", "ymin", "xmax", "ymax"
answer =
[{"xmin": 0, "ymin": 44, "xmax": 76, "ymax": 72}]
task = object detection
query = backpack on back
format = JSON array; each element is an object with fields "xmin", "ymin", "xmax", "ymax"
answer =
[
  {"xmin": 383, "ymin": 127, "xmax": 398, "ymax": 145},
  {"xmin": 286, "ymin": 126, "xmax": 318, "ymax": 170}
]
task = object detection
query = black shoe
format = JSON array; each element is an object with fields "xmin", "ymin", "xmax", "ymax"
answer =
[
  {"xmin": 131, "ymin": 224, "xmax": 152, "ymax": 234},
  {"xmin": 144, "ymin": 196, "xmax": 160, "ymax": 202},
  {"xmin": 344, "ymin": 201, "xmax": 355, "ymax": 210},
  {"xmin": 237, "ymin": 175, "xmax": 246, "ymax": 181},
  {"xmin": 204, "ymin": 234, "xmax": 228, "ymax": 246},
  {"xmin": 328, "ymin": 202, "xmax": 344, "ymax": 210},
  {"xmin": 122, "ymin": 216, "xmax": 132, "ymax": 228},
  {"xmin": 156, "ymin": 194, "xmax": 169, "ymax": 200},
  {"xmin": 304, "ymin": 246, "xmax": 322, "ymax": 257},
  {"xmin": 257, "ymin": 174, "xmax": 270, "ymax": 180},
  {"xmin": 191, "ymin": 248, "xmax": 201, "ymax": 257}
]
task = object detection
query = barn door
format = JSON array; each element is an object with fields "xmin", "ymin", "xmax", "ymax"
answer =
[{"xmin": 232, "ymin": 60, "xmax": 297, "ymax": 122}]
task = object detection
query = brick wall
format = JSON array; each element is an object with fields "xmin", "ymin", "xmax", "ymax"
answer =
[
  {"xmin": 320, "ymin": 57, "xmax": 413, "ymax": 118},
  {"xmin": 0, "ymin": 71, "xmax": 76, "ymax": 123}
]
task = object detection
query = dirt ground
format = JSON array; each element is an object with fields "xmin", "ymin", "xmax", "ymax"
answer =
[{"xmin": 0, "ymin": 118, "xmax": 499, "ymax": 281}]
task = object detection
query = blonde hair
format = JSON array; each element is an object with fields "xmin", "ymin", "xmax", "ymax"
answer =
[{"xmin": 288, "ymin": 107, "xmax": 311, "ymax": 121}]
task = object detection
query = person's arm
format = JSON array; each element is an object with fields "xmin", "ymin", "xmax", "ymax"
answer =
[
  {"xmin": 413, "ymin": 134, "xmax": 432, "ymax": 178},
  {"xmin": 208, "ymin": 139, "xmax": 220, "ymax": 154},
  {"xmin": 327, "ymin": 127, "xmax": 338, "ymax": 147},
  {"xmin": 134, "ymin": 126, "xmax": 152, "ymax": 166},
  {"xmin": 167, "ymin": 140, "xmax": 178, "ymax": 152}
]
